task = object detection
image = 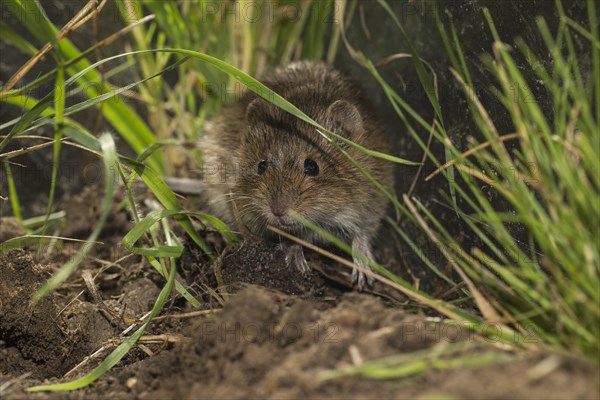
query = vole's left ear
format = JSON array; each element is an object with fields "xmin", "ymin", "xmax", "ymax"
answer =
[{"xmin": 324, "ymin": 100, "xmax": 364, "ymax": 138}]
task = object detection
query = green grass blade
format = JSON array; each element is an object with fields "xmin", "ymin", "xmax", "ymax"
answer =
[
  {"xmin": 122, "ymin": 210, "xmax": 186, "ymax": 257},
  {"xmin": 31, "ymin": 133, "xmax": 117, "ymax": 303},
  {"xmin": 21, "ymin": 211, "xmax": 65, "ymax": 231},
  {"xmin": 3, "ymin": 161, "xmax": 22, "ymax": 222},
  {"xmin": 1, "ymin": 236, "xmax": 101, "ymax": 253},
  {"xmin": 0, "ymin": 22, "xmax": 38, "ymax": 55},
  {"xmin": 42, "ymin": 63, "xmax": 65, "ymax": 234},
  {"xmin": 588, "ymin": 0, "xmax": 600, "ymax": 121},
  {"xmin": 323, "ymin": 341, "xmax": 513, "ymax": 380},
  {"xmin": 0, "ymin": 90, "xmax": 56, "ymax": 152}
]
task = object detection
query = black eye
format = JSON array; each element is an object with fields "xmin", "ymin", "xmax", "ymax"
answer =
[
  {"xmin": 303, "ymin": 158, "xmax": 319, "ymax": 176},
  {"xmin": 257, "ymin": 160, "xmax": 268, "ymax": 174}
]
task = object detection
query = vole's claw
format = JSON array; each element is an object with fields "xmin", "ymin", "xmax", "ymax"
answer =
[
  {"xmin": 352, "ymin": 234, "xmax": 376, "ymax": 290},
  {"xmin": 284, "ymin": 244, "xmax": 311, "ymax": 275},
  {"xmin": 351, "ymin": 259, "xmax": 375, "ymax": 291},
  {"xmin": 351, "ymin": 267, "xmax": 363, "ymax": 289}
]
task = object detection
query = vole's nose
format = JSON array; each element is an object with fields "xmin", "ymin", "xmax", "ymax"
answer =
[
  {"xmin": 270, "ymin": 197, "xmax": 291, "ymax": 221},
  {"xmin": 271, "ymin": 204, "xmax": 288, "ymax": 218}
]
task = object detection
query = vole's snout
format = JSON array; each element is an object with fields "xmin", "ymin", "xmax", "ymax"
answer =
[
  {"xmin": 271, "ymin": 204, "xmax": 287, "ymax": 218},
  {"xmin": 269, "ymin": 196, "xmax": 294, "ymax": 225}
]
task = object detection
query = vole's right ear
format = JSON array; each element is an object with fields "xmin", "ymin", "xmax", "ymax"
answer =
[{"xmin": 325, "ymin": 100, "xmax": 364, "ymax": 138}]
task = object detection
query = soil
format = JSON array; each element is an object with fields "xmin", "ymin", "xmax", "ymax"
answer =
[{"xmin": 1, "ymin": 185, "xmax": 598, "ymax": 400}]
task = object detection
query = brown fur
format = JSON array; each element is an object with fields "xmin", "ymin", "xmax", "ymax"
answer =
[{"xmin": 201, "ymin": 61, "xmax": 393, "ymax": 287}]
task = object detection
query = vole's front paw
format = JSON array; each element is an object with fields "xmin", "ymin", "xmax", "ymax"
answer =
[
  {"xmin": 284, "ymin": 243, "xmax": 311, "ymax": 275},
  {"xmin": 351, "ymin": 234, "xmax": 376, "ymax": 290}
]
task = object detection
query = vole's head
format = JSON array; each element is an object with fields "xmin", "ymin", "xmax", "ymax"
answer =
[{"xmin": 234, "ymin": 97, "xmax": 370, "ymax": 237}]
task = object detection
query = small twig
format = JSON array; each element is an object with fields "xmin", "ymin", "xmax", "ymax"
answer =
[
  {"xmin": 206, "ymin": 281, "xmax": 227, "ymax": 307},
  {"xmin": 137, "ymin": 334, "xmax": 193, "ymax": 344},
  {"xmin": 434, "ymin": 281, "xmax": 467, "ymax": 300},
  {"xmin": 65, "ymin": 331, "xmax": 191, "ymax": 378},
  {"xmin": 138, "ymin": 344, "xmax": 154, "ymax": 357},
  {"xmin": 1, "ymin": 0, "xmax": 107, "ymax": 94},
  {"xmin": 152, "ymin": 309, "xmax": 220, "ymax": 321},
  {"xmin": 0, "ymin": 138, "xmax": 70, "ymax": 162},
  {"xmin": 1, "ymin": 13, "xmax": 155, "ymax": 98},
  {"xmin": 0, "ymin": 134, "xmax": 103, "ymax": 158},
  {"xmin": 56, "ymin": 289, "xmax": 85, "ymax": 318},
  {"xmin": 89, "ymin": 253, "xmax": 133, "ymax": 273},
  {"xmin": 0, "ymin": 135, "xmax": 58, "ymax": 141},
  {"xmin": 43, "ymin": 227, "xmax": 61, "ymax": 260},
  {"xmin": 56, "ymin": 253, "xmax": 134, "ymax": 318},
  {"xmin": 82, "ymin": 270, "xmax": 103, "ymax": 304},
  {"xmin": 373, "ymin": 53, "xmax": 411, "ymax": 67},
  {"xmin": 407, "ymin": 118, "xmax": 438, "ymax": 196},
  {"xmin": 348, "ymin": 345, "xmax": 364, "ymax": 366},
  {"xmin": 82, "ymin": 270, "xmax": 142, "ymax": 326},
  {"xmin": 425, "ymin": 133, "xmax": 520, "ymax": 181}
]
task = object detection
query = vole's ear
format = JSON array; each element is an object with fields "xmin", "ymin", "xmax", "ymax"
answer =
[
  {"xmin": 324, "ymin": 100, "xmax": 364, "ymax": 138},
  {"xmin": 245, "ymin": 98, "xmax": 268, "ymax": 127}
]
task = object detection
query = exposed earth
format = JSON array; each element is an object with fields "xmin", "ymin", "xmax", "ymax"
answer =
[{"xmin": 0, "ymin": 185, "xmax": 598, "ymax": 400}]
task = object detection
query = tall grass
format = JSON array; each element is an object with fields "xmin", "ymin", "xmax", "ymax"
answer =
[
  {"xmin": 370, "ymin": 0, "xmax": 599, "ymax": 358},
  {"xmin": 314, "ymin": 0, "xmax": 598, "ymax": 380}
]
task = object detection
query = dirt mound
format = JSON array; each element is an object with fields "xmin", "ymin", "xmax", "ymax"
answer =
[
  {"xmin": 0, "ymin": 187, "xmax": 597, "ymax": 399},
  {"xmin": 0, "ymin": 250, "xmax": 110, "ymax": 380},
  {"xmin": 1, "ymin": 254, "xmax": 597, "ymax": 399}
]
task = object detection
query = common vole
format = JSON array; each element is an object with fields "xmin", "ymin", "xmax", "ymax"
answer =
[{"xmin": 201, "ymin": 61, "xmax": 393, "ymax": 288}]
